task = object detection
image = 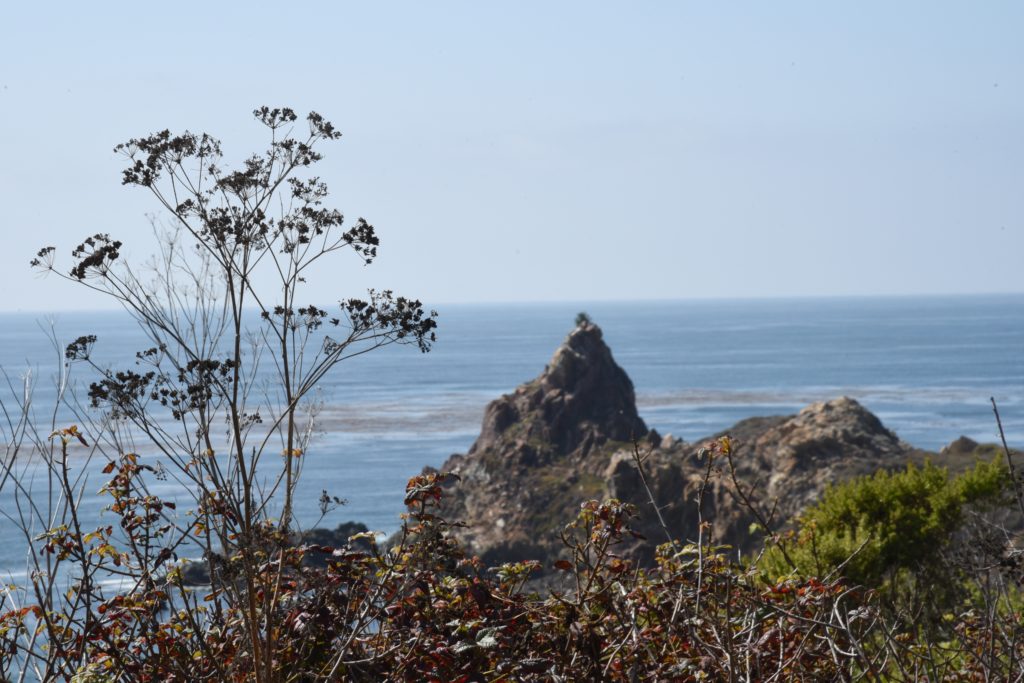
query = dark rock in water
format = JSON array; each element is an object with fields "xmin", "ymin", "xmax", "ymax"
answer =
[
  {"xmin": 942, "ymin": 435, "xmax": 981, "ymax": 457},
  {"xmin": 178, "ymin": 521, "xmax": 373, "ymax": 584},
  {"xmin": 300, "ymin": 522, "xmax": 373, "ymax": 568},
  {"xmin": 301, "ymin": 521, "xmax": 372, "ymax": 549},
  {"xmin": 925, "ymin": 435, "xmax": 1012, "ymax": 476},
  {"xmin": 180, "ymin": 559, "xmax": 212, "ymax": 586},
  {"xmin": 432, "ymin": 321, "xmax": 926, "ymax": 567}
]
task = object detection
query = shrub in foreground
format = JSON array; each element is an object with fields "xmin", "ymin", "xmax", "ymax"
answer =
[
  {"xmin": 761, "ymin": 457, "xmax": 1013, "ymax": 625},
  {"xmin": 3, "ymin": 461, "xmax": 1023, "ymax": 681}
]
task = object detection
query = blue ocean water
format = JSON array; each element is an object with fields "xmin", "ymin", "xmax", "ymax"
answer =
[{"xmin": 0, "ymin": 295, "xmax": 1021, "ymax": 576}]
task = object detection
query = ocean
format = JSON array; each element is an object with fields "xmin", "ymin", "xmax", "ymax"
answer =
[{"xmin": 0, "ymin": 295, "xmax": 1021, "ymax": 577}]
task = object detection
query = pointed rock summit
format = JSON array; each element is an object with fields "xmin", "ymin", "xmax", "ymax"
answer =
[{"xmin": 470, "ymin": 321, "xmax": 649, "ymax": 457}]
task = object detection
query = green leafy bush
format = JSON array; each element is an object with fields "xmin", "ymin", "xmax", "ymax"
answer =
[{"xmin": 761, "ymin": 458, "xmax": 1010, "ymax": 618}]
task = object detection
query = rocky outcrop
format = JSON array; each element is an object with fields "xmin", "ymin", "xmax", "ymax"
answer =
[
  {"xmin": 434, "ymin": 322, "xmax": 657, "ymax": 564},
  {"xmin": 732, "ymin": 396, "xmax": 910, "ymax": 510},
  {"xmin": 597, "ymin": 396, "xmax": 912, "ymax": 561},
  {"xmin": 434, "ymin": 321, "xmax": 949, "ymax": 567},
  {"xmin": 469, "ymin": 321, "xmax": 650, "ymax": 458}
]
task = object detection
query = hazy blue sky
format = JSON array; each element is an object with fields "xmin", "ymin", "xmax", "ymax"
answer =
[{"xmin": 1, "ymin": 2, "xmax": 1021, "ymax": 312}]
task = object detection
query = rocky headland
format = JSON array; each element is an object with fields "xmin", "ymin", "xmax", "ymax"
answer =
[
  {"xmin": 178, "ymin": 319, "xmax": 1003, "ymax": 587},
  {"xmin": 426, "ymin": 321, "xmax": 1003, "ymax": 567}
]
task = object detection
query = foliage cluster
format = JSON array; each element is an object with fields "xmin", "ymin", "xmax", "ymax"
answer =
[
  {"xmin": 761, "ymin": 458, "xmax": 1013, "ymax": 622},
  {"xmin": 3, "ymin": 456, "xmax": 1023, "ymax": 681}
]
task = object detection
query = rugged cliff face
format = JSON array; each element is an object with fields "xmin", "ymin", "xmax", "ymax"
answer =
[{"xmin": 432, "ymin": 321, "xmax": 975, "ymax": 567}]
